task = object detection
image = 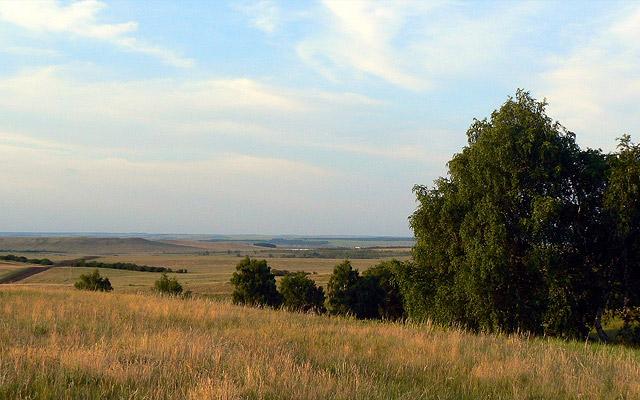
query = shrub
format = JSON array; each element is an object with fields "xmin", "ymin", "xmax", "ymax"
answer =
[
  {"xmin": 230, "ymin": 257, "xmax": 281, "ymax": 307},
  {"xmin": 154, "ymin": 273, "xmax": 183, "ymax": 296},
  {"xmin": 74, "ymin": 269, "xmax": 113, "ymax": 292},
  {"xmin": 279, "ymin": 272, "xmax": 325, "ymax": 313},
  {"xmin": 325, "ymin": 260, "xmax": 406, "ymax": 319},
  {"xmin": 325, "ymin": 260, "xmax": 360, "ymax": 317},
  {"xmin": 362, "ymin": 260, "xmax": 406, "ymax": 320}
]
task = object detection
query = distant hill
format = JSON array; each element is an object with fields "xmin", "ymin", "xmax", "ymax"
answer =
[{"xmin": 0, "ymin": 237, "xmax": 202, "ymax": 254}]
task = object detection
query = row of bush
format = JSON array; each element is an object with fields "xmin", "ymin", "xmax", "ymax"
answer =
[
  {"xmin": 0, "ymin": 254, "xmax": 53, "ymax": 265},
  {"xmin": 74, "ymin": 269, "xmax": 188, "ymax": 297},
  {"xmin": 73, "ymin": 260, "xmax": 187, "ymax": 273},
  {"xmin": 230, "ymin": 256, "xmax": 405, "ymax": 319}
]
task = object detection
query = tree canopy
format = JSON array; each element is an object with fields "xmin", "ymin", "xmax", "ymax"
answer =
[
  {"xmin": 408, "ymin": 90, "xmax": 639, "ymax": 341},
  {"xmin": 230, "ymin": 257, "xmax": 282, "ymax": 307}
]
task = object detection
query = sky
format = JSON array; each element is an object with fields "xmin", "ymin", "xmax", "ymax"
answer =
[{"xmin": 1, "ymin": 0, "xmax": 639, "ymax": 236}]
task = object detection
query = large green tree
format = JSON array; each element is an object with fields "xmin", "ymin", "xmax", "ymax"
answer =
[
  {"xmin": 409, "ymin": 90, "xmax": 609, "ymax": 337},
  {"xmin": 603, "ymin": 135, "xmax": 640, "ymax": 342}
]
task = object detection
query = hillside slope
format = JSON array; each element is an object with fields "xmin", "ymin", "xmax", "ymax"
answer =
[
  {"xmin": 0, "ymin": 287, "xmax": 637, "ymax": 399},
  {"xmin": 0, "ymin": 237, "xmax": 201, "ymax": 254}
]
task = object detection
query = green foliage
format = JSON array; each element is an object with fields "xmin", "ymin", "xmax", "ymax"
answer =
[
  {"xmin": 362, "ymin": 260, "xmax": 406, "ymax": 320},
  {"xmin": 74, "ymin": 260, "xmax": 187, "ymax": 273},
  {"xmin": 278, "ymin": 272, "xmax": 325, "ymax": 313},
  {"xmin": 0, "ymin": 254, "xmax": 53, "ymax": 265},
  {"xmin": 154, "ymin": 273, "xmax": 183, "ymax": 296},
  {"xmin": 74, "ymin": 269, "xmax": 113, "ymax": 292},
  {"xmin": 326, "ymin": 260, "xmax": 405, "ymax": 319},
  {"xmin": 325, "ymin": 260, "xmax": 360, "ymax": 316},
  {"xmin": 409, "ymin": 90, "xmax": 616, "ymax": 338},
  {"xmin": 604, "ymin": 135, "xmax": 640, "ymax": 341},
  {"xmin": 230, "ymin": 257, "xmax": 281, "ymax": 307}
]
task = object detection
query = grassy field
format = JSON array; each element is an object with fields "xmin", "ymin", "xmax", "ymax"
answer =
[
  {"xmin": 15, "ymin": 253, "xmax": 401, "ymax": 295},
  {"xmin": 0, "ymin": 262, "xmax": 24, "ymax": 279},
  {"xmin": 0, "ymin": 286, "xmax": 638, "ymax": 399}
]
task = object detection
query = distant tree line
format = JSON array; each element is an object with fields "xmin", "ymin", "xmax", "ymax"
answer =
[
  {"xmin": 73, "ymin": 260, "xmax": 187, "ymax": 273},
  {"xmin": 0, "ymin": 254, "xmax": 53, "ymax": 265}
]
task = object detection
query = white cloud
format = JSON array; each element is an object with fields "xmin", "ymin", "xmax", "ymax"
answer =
[
  {"xmin": 294, "ymin": 0, "xmax": 533, "ymax": 90},
  {"xmin": 0, "ymin": 45, "xmax": 60, "ymax": 57},
  {"xmin": 0, "ymin": 131, "xmax": 340, "ymax": 233},
  {"xmin": 0, "ymin": 67, "xmax": 304, "ymax": 122},
  {"xmin": 0, "ymin": 131, "xmax": 416, "ymax": 234},
  {"xmin": 0, "ymin": 66, "xmax": 383, "ymax": 135},
  {"xmin": 0, "ymin": 67, "xmax": 418, "ymax": 161},
  {"xmin": 539, "ymin": 5, "xmax": 640, "ymax": 149},
  {"xmin": 238, "ymin": 0, "xmax": 281, "ymax": 33},
  {"xmin": 0, "ymin": 0, "xmax": 193, "ymax": 68},
  {"xmin": 297, "ymin": 0, "xmax": 428, "ymax": 90}
]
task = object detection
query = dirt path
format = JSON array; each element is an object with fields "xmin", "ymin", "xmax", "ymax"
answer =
[{"xmin": 0, "ymin": 266, "xmax": 52, "ymax": 284}]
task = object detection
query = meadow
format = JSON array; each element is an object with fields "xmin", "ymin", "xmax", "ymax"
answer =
[
  {"xmin": 0, "ymin": 237, "xmax": 409, "ymax": 295},
  {"xmin": 9, "ymin": 253, "xmax": 396, "ymax": 296},
  {"xmin": 0, "ymin": 286, "xmax": 638, "ymax": 399}
]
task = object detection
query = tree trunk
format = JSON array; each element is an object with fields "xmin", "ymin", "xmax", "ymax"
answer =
[{"xmin": 594, "ymin": 307, "xmax": 609, "ymax": 343}]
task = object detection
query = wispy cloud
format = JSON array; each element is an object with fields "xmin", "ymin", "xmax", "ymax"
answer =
[
  {"xmin": 0, "ymin": 131, "xmax": 336, "ymax": 233},
  {"xmin": 237, "ymin": 0, "xmax": 281, "ymax": 33},
  {"xmin": 0, "ymin": 66, "xmax": 382, "ymax": 134},
  {"xmin": 297, "ymin": 0, "xmax": 429, "ymax": 90},
  {"xmin": 292, "ymin": 0, "xmax": 533, "ymax": 91},
  {"xmin": 0, "ymin": 0, "xmax": 193, "ymax": 68},
  {"xmin": 539, "ymin": 5, "xmax": 640, "ymax": 149}
]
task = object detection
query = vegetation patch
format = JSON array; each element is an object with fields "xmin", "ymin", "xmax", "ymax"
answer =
[
  {"xmin": 0, "ymin": 254, "xmax": 53, "ymax": 265},
  {"xmin": 74, "ymin": 269, "xmax": 113, "ymax": 292},
  {"xmin": 73, "ymin": 259, "xmax": 187, "ymax": 273}
]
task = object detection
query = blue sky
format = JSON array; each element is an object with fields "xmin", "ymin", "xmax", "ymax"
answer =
[{"xmin": 1, "ymin": 0, "xmax": 639, "ymax": 235}]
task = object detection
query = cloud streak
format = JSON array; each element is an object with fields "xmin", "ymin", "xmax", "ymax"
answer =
[
  {"xmin": 539, "ymin": 5, "xmax": 640, "ymax": 149},
  {"xmin": 293, "ymin": 0, "xmax": 534, "ymax": 90},
  {"xmin": 0, "ymin": 0, "xmax": 193, "ymax": 68}
]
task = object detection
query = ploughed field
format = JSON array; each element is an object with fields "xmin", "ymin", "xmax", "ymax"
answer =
[{"xmin": 0, "ymin": 287, "xmax": 638, "ymax": 399}]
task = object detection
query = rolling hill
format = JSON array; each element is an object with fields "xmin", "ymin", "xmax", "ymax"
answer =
[{"xmin": 0, "ymin": 237, "xmax": 202, "ymax": 254}]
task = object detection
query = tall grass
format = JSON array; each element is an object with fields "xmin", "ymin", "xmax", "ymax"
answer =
[{"xmin": 0, "ymin": 287, "xmax": 638, "ymax": 399}]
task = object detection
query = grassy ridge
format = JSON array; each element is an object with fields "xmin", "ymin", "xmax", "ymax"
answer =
[{"xmin": 0, "ymin": 287, "xmax": 638, "ymax": 399}]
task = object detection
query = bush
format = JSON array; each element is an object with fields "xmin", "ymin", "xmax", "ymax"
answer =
[
  {"xmin": 362, "ymin": 260, "xmax": 406, "ymax": 320},
  {"xmin": 154, "ymin": 273, "xmax": 183, "ymax": 296},
  {"xmin": 325, "ymin": 260, "xmax": 361, "ymax": 317},
  {"xmin": 279, "ymin": 272, "xmax": 325, "ymax": 313},
  {"xmin": 325, "ymin": 260, "xmax": 406, "ymax": 320},
  {"xmin": 74, "ymin": 269, "xmax": 113, "ymax": 292},
  {"xmin": 230, "ymin": 257, "xmax": 281, "ymax": 307}
]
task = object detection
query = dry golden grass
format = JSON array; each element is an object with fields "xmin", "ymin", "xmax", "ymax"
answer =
[
  {"xmin": 0, "ymin": 262, "xmax": 24, "ymax": 279},
  {"xmin": 0, "ymin": 286, "xmax": 638, "ymax": 399}
]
